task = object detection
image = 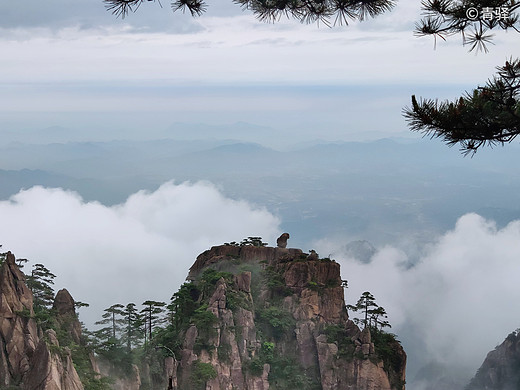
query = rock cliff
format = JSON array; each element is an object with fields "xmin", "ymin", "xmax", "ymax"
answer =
[
  {"xmin": 0, "ymin": 252, "xmax": 84, "ymax": 390},
  {"xmin": 466, "ymin": 330, "xmax": 520, "ymax": 390},
  {"xmin": 174, "ymin": 244, "xmax": 406, "ymax": 390}
]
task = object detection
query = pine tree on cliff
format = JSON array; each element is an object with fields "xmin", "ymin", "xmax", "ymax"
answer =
[
  {"xmin": 25, "ymin": 263, "xmax": 57, "ymax": 326},
  {"xmin": 96, "ymin": 303, "xmax": 125, "ymax": 339},
  {"xmin": 141, "ymin": 300, "xmax": 166, "ymax": 344},
  {"xmin": 348, "ymin": 291, "xmax": 391, "ymax": 330},
  {"xmin": 121, "ymin": 303, "xmax": 143, "ymax": 352}
]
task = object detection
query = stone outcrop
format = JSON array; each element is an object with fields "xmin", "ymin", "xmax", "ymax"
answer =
[
  {"xmin": 53, "ymin": 289, "xmax": 82, "ymax": 345},
  {"xmin": 466, "ymin": 330, "xmax": 520, "ymax": 390},
  {"xmin": 178, "ymin": 244, "xmax": 406, "ymax": 390},
  {"xmin": 0, "ymin": 252, "xmax": 40, "ymax": 387},
  {"xmin": 0, "ymin": 252, "xmax": 84, "ymax": 390},
  {"xmin": 24, "ymin": 330, "xmax": 83, "ymax": 390}
]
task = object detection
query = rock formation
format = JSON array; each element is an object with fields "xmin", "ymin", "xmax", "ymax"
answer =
[
  {"xmin": 53, "ymin": 289, "xmax": 82, "ymax": 345},
  {"xmin": 276, "ymin": 233, "xmax": 290, "ymax": 248},
  {"xmin": 466, "ymin": 330, "xmax": 520, "ymax": 390},
  {"xmin": 0, "ymin": 252, "xmax": 84, "ymax": 390},
  {"xmin": 177, "ymin": 244, "xmax": 406, "ymax": 390},
  {"xmin": 24, "ymin": 329, "xmax": 83, "ymax": 390}
]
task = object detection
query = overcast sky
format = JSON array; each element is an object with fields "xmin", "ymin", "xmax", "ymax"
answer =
[{"xmin": 1, "ymin": 0, "xmax": 518, "ymax": 139}]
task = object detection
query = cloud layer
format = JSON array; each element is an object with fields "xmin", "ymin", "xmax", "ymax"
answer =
[
  {"xmin": 316, "ymin": 213, "xmax": 520, "ymax": 382},
  {"xmin": 0, "ymin": 181, "xmax": 280, "ymax": 326}
]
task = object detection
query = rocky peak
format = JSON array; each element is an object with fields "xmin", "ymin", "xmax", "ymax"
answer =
[
  {"xmin": 0, "ymin": 251, "xmax": 39, "ymax": 387},
  {"xmin": 188, "ymin": 245, "xmax": 304, "ymax": 279},
  {"xmin": 466, "ymin": 330, "xmax": 520, "ymax": 390},
  {"xmin": 176, "ymin": 243, "xmax": 406, "ymax": 390},
  {"xmin": 0, "ymin": 251, "xmax": 85, "ymax": 390},
  {"xmin": 53, "ymin": 288, "xmax": 82, "ymax": 346},
  {"xmin": 53, "ymin": 289, "xmax": 75, "ymax": 316}
]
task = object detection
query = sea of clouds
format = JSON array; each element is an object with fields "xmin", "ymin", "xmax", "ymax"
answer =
[
  {"xmin": 0, "ymin": 181, "xmax": 281, "ymax": 327},
  {"xmin": 2, "ymin": 182, "xmax": 519, "ymax": 386}
]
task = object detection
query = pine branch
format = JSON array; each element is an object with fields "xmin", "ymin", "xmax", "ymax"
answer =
[
  {"xmin": 104, "ymin": 0, "xmax": 395, "ymax": 25},
  {"xmin": 415, "ymin": 0, "xmax": 520, "ymax": 52},
  {"xmin": 403, "ymin": 58, "xmax": 520, "ymax": 155}
]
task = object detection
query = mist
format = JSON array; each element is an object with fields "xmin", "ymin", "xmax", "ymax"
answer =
[
  {"xmin": 0, "ymin": 181, "xmax": 281, "ymax": 327},
  {"xmin": 315, "ymin": 213, "xmax": 520, "ymax": 388}
]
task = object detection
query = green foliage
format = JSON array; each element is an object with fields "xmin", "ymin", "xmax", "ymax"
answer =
[
  {"xmin": 153, "ymin": 325, "xmax": 182, "ymax": 359},
  {"xmin": 217, "ymin": 343, "xmax": 232, "ymax": 363},
  {"xmin": 245, "ymin": 341, "xmax": 275, "ymax": 376},
  {"xmin": 141, "ymin": 300, "xmax": 166, "ymax": 342},
  {"xmin": 191, "ymin": 304, "xmax": 218, "ymax": 353},
  {"xmin": 257, "ymin": 306, "xmax": 295, "ymax": 339},
  {"xmin": 247, "ymin": 357, "xmax": 265, "ymax": 376},
  {"xmin": 95, "ymin": 304, "xmax": 124, "ymax": 340},
  {"xmin": 190, "ymin": 361, "xmax": 217, "ymax": 389},
  {"xmin": 323, "ymin": 324, "xmax": 356, "ymax": 360},
  {"xmin": 26, "ymin": 263, "xmax": 57, "ymax": 329},
  {"xmin": 198, "ymin": 268, "xmax": 234, "ymax": 298},
  {"xmin": 70, "ymin": 342, "xmax": 113, "ymax": 390},
  {"xmin": 121, "ymin": 303, "xmax": 143, "ymax": 352},
  {"xmin": 268, "ymin": 355, "xmax": 319, "ymax": 390},
  {"xmin": 192, "ymin": 304, "xmax": 218, "ymax": 334},
  {"xmin": 325, "ymin": 278, "xmax": 341, "ymax": 288},
  {"xmin": 14, "ymin": 307, "xmax": 32, "ymax": 319},
  {"xmin": 262, "ymin": 341, "xmax": 275, "ymax": 357},
  {"xmin": 371, "ymin": 328, "xmax": 402, "ymax": 373},
  {"xmin": 226, "ymin": 290, "xmax": 253, "ymax": 311},
  {"xmin": 263, "ymin": 266, "xmax": 292, "ymax": 296},
  {"xmin": 0, "ymin": 246, "xmax": 6, "ymax": 266},
  {"xmin": 169, "ymin": 282, "xmax": 200, "ymax": 331},
  {"xmin": 240, "ymin": 237, "xmax": 268, "ymax": 247}
]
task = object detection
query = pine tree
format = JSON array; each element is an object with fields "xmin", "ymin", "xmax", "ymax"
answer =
[
  {"xmin": 95, "ymin": 303, "xmax": 125, "ymax": 340},
  {"xmin": 26, "ymin": 264, "xmax": 56, "ymax": 317},
  {"xmin": 141, "ymin": 300, "xmax": 166, "ymax": 344},
  {"xmin": 347, "ymin": 291, "xmax": 391, "ymax": 330},
  {"xmin": 121, "ymin": 303, "xmax": 143, "ymax": 352}
]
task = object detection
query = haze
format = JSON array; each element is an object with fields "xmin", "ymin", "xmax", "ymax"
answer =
[{"xmin": 1, "ymin": 0, "xmax": 519, "ymax": 389}]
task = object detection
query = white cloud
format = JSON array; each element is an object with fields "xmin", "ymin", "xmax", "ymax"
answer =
[
  {"xmin": 0, "ymin": 181, "xmax": 280, "ymax": 327},
  {"xmin": 316, "ymin": 213, "xmax": 520, "ymax": 381}
]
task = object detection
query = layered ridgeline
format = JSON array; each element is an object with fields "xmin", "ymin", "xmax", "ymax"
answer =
[{"xmin": 0, "ymin": 240, "xmax": 406, "ymax": 390}]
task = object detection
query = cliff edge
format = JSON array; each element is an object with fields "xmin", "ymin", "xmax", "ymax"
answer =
[
  {"xmin": 0, "ymin": 252, "xmax": 84, "ymax": 390},
  {"xmin": 172, "ymin": 244, "xmax": 406, "ymax": 390}
]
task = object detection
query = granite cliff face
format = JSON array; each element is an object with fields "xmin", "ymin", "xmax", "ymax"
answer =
[
  {"xmin": 466, "ymin": 330, "xmax": 520, "ymax": 390},
  {"xmin": 175, "ymin": 244, "xmax": 406, "ymax": 390},
  {"xmin": 0, "ymin": 252, "xmax": 84, "ymax": 390}
]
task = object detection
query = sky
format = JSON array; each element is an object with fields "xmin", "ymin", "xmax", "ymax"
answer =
[
  {"xmin": 1, "ymin": 0, "xmax": 520, "ymax": 388},
  {"xmin": 1, "ymin": 0, "xmax": 518, "ymax": 139}
]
